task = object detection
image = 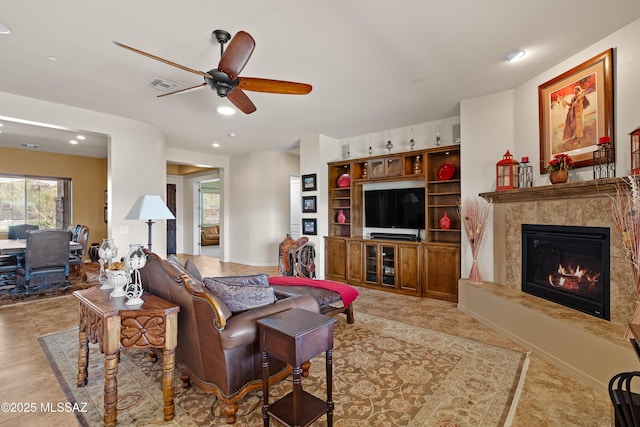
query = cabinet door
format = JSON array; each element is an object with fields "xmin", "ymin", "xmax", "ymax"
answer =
[
  {"xmin": 397, "ymin": 244, "xmax": 421, "ymax": 295},
  {"xmin": 364, "ymin": 244, "xmax": 378, "ymax": 284},
  {"xmin": 380, "ymin": 245, "xmax": 396, "ymax": 287},
  {"xmin": 425, "ymin": 244, "xmax": 460, "ymax": 302},
  {"xmin": 325, "ymin": 238, "xmax": 346, "ymax": 281},
  {"xmin": 346, "ymin": 239, "xmax": 362, "ymax": 284}
]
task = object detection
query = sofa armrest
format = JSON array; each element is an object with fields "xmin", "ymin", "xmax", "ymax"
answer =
[{"xmin": 219, "ymin": 295, "xmax": 319, "ymax": 349}]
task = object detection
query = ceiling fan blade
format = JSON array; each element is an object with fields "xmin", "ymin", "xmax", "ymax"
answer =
[
  {"xmin": 217, "ymin": 31, "xmax": 255, "ymax": 80},
  {"xmin": 227, "ymin": 89, "xmax": 257, "ymax": 114},
  {"xmin": 157, "ymin": 82, "xmax": 207, "ymax": 98},
  {"xmin": 238, "ymin": 77, "xmax": 312, "ymax": 95},
  {"xmin": 113, "ymin": 41, "xmax": 213, "ymax": 79}
]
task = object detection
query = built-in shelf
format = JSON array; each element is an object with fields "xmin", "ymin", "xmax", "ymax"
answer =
[{"xmin": 479, "ymin": 177, "xmax": 621, "ymax": 204}]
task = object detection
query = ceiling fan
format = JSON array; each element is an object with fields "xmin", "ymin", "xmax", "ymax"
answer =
[{"xmin": 113, "ymin": 29, "xmax": 312, "ymax": 114}]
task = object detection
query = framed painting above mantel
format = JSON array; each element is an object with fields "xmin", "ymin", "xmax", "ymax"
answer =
[{"xmin": 538, "ymin": 48, "xmax": 614, "ymax": 173}]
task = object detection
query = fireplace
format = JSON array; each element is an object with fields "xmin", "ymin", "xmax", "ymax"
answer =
[{"xmin": 521, "ymin": 224, "xmax": 610, "ymax": 320}]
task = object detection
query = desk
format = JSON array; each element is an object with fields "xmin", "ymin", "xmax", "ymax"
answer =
[
  {"xmin": 258, "ymin": 308, "xmax": 336, "ymax": 427},
  {"xmin": 0, "ymin": 239, "xmax": 81, "ymax": 255},
  {"xmin": 74, "ymin": 286, "xmax": 180, "ymax": 427}
]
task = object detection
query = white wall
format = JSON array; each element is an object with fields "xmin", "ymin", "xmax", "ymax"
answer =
[
  {"xmin": 460, "ymin": 17, "xmax": 640, "ymax": 282},
  {"xmin": 300, "ymin": 133, "xmax": 341, "ymax": 279},
  {"xmin": 228, "ymin": 151, "xmax": 300, "ymax": 266},
  {"xmin": 0, "ymin": 91, "xmax": 168, "ymax": 257},
  {"xmin": 460, "ymin": 90, "xmax": 515, "ymax": 282}
]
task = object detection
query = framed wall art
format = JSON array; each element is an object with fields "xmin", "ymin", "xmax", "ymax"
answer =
[
  {"xmin": 302, "ymin": 218, "xmax": 317, "ymax": 235},
  {"xmin": 538, "ymin": 48, "xmax": 614, "ymax": 173},
  {"xmin": 301, "ymin": 173, "xmax": 317, "ymax": 192},
  {"xmin": 302, "ymin": 195, "xmax": 317, "ymax": 213}
]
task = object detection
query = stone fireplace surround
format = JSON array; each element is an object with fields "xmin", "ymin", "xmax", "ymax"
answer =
[{"xmin": 458, "ymin": 178, "xmax": 638, "ymax": 393}]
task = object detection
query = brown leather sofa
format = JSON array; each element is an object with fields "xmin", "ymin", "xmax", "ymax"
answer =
[
  {"xmin": 200, "ymin": 225, "xmax": 219, "ymax": 245},
  {"xmin": 139, "ymin": 253, "xmax": 319, "ymax": 424}
]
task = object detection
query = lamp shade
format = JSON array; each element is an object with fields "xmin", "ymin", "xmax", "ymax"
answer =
[{"xmin": 125, "ymin": 195, "xmax": 175, "ymax": 221}]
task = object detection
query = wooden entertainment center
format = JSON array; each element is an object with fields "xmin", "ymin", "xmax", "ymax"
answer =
[{"xmin": 324, "ymin": 146, "xmax": 461, "ymax": 301}]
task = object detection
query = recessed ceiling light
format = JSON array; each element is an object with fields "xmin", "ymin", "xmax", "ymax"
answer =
[
  {"xmin": 228, "ymin": 132, "xmax": 236, "ymax": 137},
  {"xmin": 0, "ymin": 23, "xmax": 11, "ymax": 35},
  {"xmin": 21, "ymin": 143, "xmax": 39, "ymax": 149},
  {"xmin": 47, "ymin": 56, "xmax": 59, "ymax": 62},
  {"xmin": 505, "ymin": 50, "xmax": 526, "ymax": 63},
  {"xmin": 216, "ymin": 106, "xmax": 236, "ymax": 116},
  {"xmin": 76, "ymin": 135, "xmax": 86, "ymax": 140},
  {"xmin": 69, "ymin": 139, "xmax": 78, "ymax": 145},
  {"xmin": 212, "ymin": 143, "xmax": 221, "ymax": 148}
]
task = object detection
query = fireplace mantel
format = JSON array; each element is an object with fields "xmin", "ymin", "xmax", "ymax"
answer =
[{"xmin": 479, "ymin": 177, "xmax": 621, "ymax": 203}]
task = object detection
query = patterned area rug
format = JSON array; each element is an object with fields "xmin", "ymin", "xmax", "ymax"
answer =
[
  {"xmin": 0, "ymin": 262, "xmax": 99, "ymax": 307},
  {"xmin": 40, "ymin": 311, "xmax": 527, "ymax": 426}
]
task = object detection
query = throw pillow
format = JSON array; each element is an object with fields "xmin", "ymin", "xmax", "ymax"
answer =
[
  {"xmin": 203, "ymin": 276, "xmax": 275, "ymax": 313},
  {"xmin": 184, "ymin": 258, "xmax": 203, "ymax": 282},
  {"xmin": 167, "ymin": 254, "xmax": 181, "ymax": 265},
  {"xmin": 206, "ymin": 273, "xmax": 270, "ymax": 287}
]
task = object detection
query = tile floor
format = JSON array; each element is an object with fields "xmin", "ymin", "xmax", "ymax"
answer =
[{"xmin": 0, "ymin": 255, "xmax": 616, "ymax": 426}]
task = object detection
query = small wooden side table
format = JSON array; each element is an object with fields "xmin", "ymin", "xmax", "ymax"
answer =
[
  {"xmin": 258, "ymin": 308, "xmax": 336, "ymax": 427},
  {"xmin": 74, "ymin": 286, "xmax": 180, "ymax": 427}
]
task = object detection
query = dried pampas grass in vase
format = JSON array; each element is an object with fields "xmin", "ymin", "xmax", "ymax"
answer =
[
  {"xmin": 610, "ymin": 176, "xmax": 640, "ymax": 340},
  {"xmin": 458, "ymin": 197, "xmax": 492, "ymax": 284}
]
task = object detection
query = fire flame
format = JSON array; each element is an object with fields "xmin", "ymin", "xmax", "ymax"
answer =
[{"xmin": 548, "ymin": 264, "xmax": 601, "ymax": 290}]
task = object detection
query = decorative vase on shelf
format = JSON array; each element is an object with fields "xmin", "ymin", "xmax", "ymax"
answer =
[
  {"xmin": 549, "ymin": 169, "xmax": 568, "ymax": 184},
  {"xmin": 439, "ymin": 212, "xmax": 451, "ymax": 229},
  {"xmin": 413, "ymin": 155, "xmax": 422, "ymax": 174},
  {"xmin": 337, "ymin": 209, "xmax": 347, "ymax": 224}
]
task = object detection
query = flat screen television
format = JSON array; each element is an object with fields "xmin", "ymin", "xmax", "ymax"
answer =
[{"xmin": 364, "ymin": 187, "xmax": 425, "ymax": 229}]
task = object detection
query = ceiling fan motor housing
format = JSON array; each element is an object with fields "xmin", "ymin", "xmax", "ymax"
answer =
[{"xmin": 206, "ymin": 69, "xmax": 238, "ymax": 97}]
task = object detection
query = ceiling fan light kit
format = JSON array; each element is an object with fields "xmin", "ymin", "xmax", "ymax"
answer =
[{"xmin": 114, "ymin": 29, "xmax": 312, "ymax": 114}]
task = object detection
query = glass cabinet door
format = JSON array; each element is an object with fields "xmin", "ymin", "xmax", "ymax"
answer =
[
  {"xmin": 381, "ymin": 245, "xmax": 395, "ymax": 287},
  {"xmin": 365, "ymin": 244, "xmax": 378, "ymax": 284}
]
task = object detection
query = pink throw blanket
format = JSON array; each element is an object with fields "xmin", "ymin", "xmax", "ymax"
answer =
[{"xmin": 268, "ymin": 276, "xmax": 359, "ymax": 307}]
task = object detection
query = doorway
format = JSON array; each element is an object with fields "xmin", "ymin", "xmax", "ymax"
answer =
[{"xmin": 198, "ymin": 179, "xmax": 221, "ymax": 258}]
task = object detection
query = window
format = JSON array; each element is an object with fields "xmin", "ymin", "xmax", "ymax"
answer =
[
  {"xmin": 201, "ymin": 191, "xmax": 220, "ymax": 225},
  {"xmin": 0, "ymin": 175, "xmax": 71, "ymax": 233}
]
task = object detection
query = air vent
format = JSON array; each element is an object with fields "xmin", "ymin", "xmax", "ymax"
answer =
[{"xmin": 148, "ymin": 78, "xmax": 179, "ymax": 92}]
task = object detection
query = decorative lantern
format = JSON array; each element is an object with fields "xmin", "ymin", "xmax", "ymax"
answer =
[
  {"xmin": 631, "ymin": 125, "xmax": 640, "ymax": 176},
  {"xmin": 124, "ymin": 243, "xmax": 146, "ymax": 305},
  {"xmin": 592, "ymin": 136, "xmax": 615, "ymax": 179},
  {"xmin": 496, "ymin": 150, "xmax": 519, "ymax": 191},
  {"xmin": 98, "ymin": 238, "xmax": 118, "ymax": 289},
  {"xmin": 518, "ymin": 157, "xmax": 533, "ymax": 188}
]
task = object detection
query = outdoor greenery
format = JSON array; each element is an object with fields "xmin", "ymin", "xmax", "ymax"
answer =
[{"xmin": 0, "ymin": 176, "xmax": 69, "ymax": 232}]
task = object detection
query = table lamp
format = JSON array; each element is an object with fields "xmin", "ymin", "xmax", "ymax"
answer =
[{"xmin": 125, "ymin": 195, "xmax": 175, "ymax": 253}]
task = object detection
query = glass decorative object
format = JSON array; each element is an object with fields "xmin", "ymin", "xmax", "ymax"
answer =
[
  {"xmin": 518, "ymin": 157, "xmax": 533, "ymax": 188},
  {"xmin": 98, "ymin": 238, "xmax": 118, "ymax": 289},
  {"xmin": 434, "ymin": 126, "xmax": 441, "ymax": 146},
  {"xmin": 386, "ymin": 139, "xmax": 393, "ymax": 152},
  {"xmin": 592, "ymin": 136, "xmax": 616, "ymax": 179},
  {"xmin": 413, "ymin": 155, "xmax": 422, "ymax": 174},
  {"xmin": 409, "ymin": 128, "xmax": 415, "ymax": 150},
  {"xmin": 496, "ymin": 150, "xmax": 519, "ymax": 191},
  {"xmin": 124, "ymin": 244, "xmax": 146, "ymax": 305}
]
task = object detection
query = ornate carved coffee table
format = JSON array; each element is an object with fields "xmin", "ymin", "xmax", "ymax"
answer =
[{"xmin": 73, "ymin": 286, "xmax": 179, "ymax": 427}]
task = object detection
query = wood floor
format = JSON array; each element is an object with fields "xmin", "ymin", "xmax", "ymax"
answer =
[{"xmin": 0, "ymin": 255, "xmax": 613, "ymax": 426}]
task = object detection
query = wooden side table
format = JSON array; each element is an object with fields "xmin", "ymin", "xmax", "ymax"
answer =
[
  {"xmin": 258, "ymin": 308, "xmax": 336, "ymax": 427},
  {"xmin": 74, "ymin": 286, "xmax": 179, "ymax": 427}
]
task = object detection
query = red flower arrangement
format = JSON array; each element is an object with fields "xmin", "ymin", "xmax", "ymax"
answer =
[{"xmin": 546, "ymin": 153, "xmax": 574, "ymax": 173}]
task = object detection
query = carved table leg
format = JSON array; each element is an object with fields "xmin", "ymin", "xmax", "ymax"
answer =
[
  {"xmin": 103, "ymin": 315, "xmax": 120, "ymax": 427},
  {"xmin": 77, "ymin": 329, "xmax": 89, "ymax": 387},
  {"xmin": 162, "ymin": 347, "xmax": 176, "ymax": 421},
  {"xmin": 103, "ymin": 351, "xmax": 119, "ymax": 427}
]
